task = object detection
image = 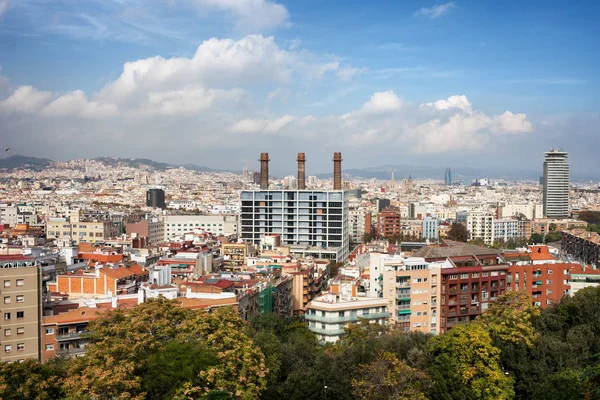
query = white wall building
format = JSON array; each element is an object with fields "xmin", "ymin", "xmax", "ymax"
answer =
[
  {"xmin": 164, "ymin": 215, "xmax": 238, "ymax": 238},
  {"xmin": 543, "ymin": 149, "xmax": 570, "ymax": 218}
]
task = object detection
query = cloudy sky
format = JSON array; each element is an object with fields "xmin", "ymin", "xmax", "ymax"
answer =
[{"xmin": 0, "ymin": 0, "xmax": 598, "ymax": 177}]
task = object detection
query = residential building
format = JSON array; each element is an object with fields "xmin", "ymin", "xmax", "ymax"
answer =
[
  {"xmin": 349, "ymin": 207, "xmax": 370, "ymax": 243},
  {"xmin": 466, "ymin": 212, "xmax": 494, "ymax": 245},
  {"xmin": 376, "ymin": 207, "xmax": 402, "ymax": 238},
  {"xmin": 498, "ymin": 203, "xmax": 543, "ymax": 220},
  {"xmin": 46, "ymin": 218, "xmax": 120, "ymax": 245},
  {"xmin": 561, "ymin": 228, "xmax": 600, "ymax": 267},
  {"xmin": 543, "ymin": 149, "xmax": 570, "ymax": 218},
  {"xmin": 305, "ymin": 292, "xmax": 389, "ymax": 343},
  {"xmin": 415, "ymin": 241, "xmax": 509, "ymax": 333},
  {"xmin": 0, "ymin": 257, "xmax": 43, "ymax": 362},
  {"xmin": 506, "ymin": 262, "xmax": 571, "ymax": 307},
  {"xmin": 125, "ymin": 217, "xmax": 165, "ymax": 244},
  {"xmin": 422, "ymin": 217, "xmax": 439, "ymax": 241},
  {"xmin": 164, "ymin": 215, "xmax": 239, "ymax": 238},
  {"xmin": 493, "ymin": 218, "xmax": 525, "ymax": 243},
  {"xmin": 221, "ymin": 242, "xmax": 255, "ymax": 270},
  {"xmin": 240, "ymin": 190, "xmax": 350, "ymax": 262},
  {"xmin": 49, "ymin": 264, "xmax": 148, "ymax": 297}
]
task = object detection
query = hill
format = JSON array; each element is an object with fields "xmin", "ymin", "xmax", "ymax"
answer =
[{"xmin": 0, "ymin": 155, "xmax": 53, "ymax": 171}]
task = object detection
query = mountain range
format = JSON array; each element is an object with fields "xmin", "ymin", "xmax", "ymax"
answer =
[{"xmin": 0, "ymin": 155, "xmax": 597, "ymax": 182}]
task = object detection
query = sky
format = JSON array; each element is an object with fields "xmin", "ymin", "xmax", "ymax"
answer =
[{"xmin": 0, "ymin": 0, "xmax": 599, "ymax": 178}]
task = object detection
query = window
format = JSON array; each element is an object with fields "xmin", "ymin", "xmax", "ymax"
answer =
[
  {"xmin": 17, "ymin": 327, "xmax": 24, "ymax": 335},
  {"xmin": 4, "ymin": 345, "xmax": 11, "ymax": 352},
  {"xmin": 4, "ymin": 313, "xmax": 10, "ymax": 320},
  {"xmin": 460, "ymin": 273, "xmax": 469, "ymax": 279},
  {"xmin": 17, "ymin": 311, "xmax": 24, "ymax": 319},
  {"xmin": 16, "ymin": 279, "xmax": 24, "ymax": 287},
  {"xmin": 45, "ymin": 344, "xmax": 54, "ymax": 351},
  {"xmin": 45, "ymin": 328, "xmax": 54, "ymax": 335},
  {"xmin": 4, "ymin": 296, "xmax": 10, "ymax": 304},
  {"xmin": 17, "ymin": 343, "xmax": 24, "ymax": 351},
  {"xmin": 4, "ymin": 329, "xmax": 10, "ymax": 336},
  {"xmin": 16, "ymin": 295, "xmax": 23, "ymax": 303},
  {"xmin": 3, "ymin": 280, "xmax": 10, "ymax": 288}
]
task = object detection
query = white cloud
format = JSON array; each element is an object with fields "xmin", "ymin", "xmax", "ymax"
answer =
[
  {"xmin": 362, "ymin": 91, "xmax": 403, "ymax": 114},
  {"xmin": 0, "ymin": 86, "xmax": 53, "ymax": 113},
  {"xmin": 420, "ymin": 94, "xmax": 472, "ymax": 112},
  {"xmin": 196, "ymin": 0, "xmax": 290, "ymax": 31},
  {"xmin": 492, "ymin": 111, "xmax": 533, "ymax": 134},
  {"xmin": 0, "ymin": 0, "xmax": 8, "ymax": 18},
  {"xmin": 413, "ymin": 2, "xmax": 456, "ymax": 19},
  {"xmin": 41, "ymin": 90, "xmax": 118, "ymax": 118},
  {"xmin": 229, "ymin": 114, "xmax": 295, "ymax": 134}
]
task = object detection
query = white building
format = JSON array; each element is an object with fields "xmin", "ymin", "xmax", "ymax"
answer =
[
  {"xmin": 305, "ymin": 292, "xmax": 390, "ymax": 343},
  {"xmin": 498, "ymin": 203, "xmax": 543, "ymax": 220},
  {"xmin": 543, "ymin": 149, "xmax": 569, "ymax": 218},
  {"xmin": 493, "ymin": 219, "xmax": 524, "ymax": 243},
  {"xmin": 422, "ymin": 217, "xmax": 439, "ymax": 241},
  {"xmin": 349, "ymin": 207, "xmax": 369, "ymax": 244},
  {"xmin": 467, "ymin": 212, "xmax": 495, "ymax": 245},
  {"xmin": 240, "ymin": 190, "xmax": 350, "ymax": 262},
  {"xmin": 164, "ymin": 215, "xmax": 238, "ymax": 238}
]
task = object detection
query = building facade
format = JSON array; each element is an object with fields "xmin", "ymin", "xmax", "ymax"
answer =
[
  {"xmin": 561, "ymin": 228, "xmax": 600, "ymax": 267},
  {"xmin": 164, "ymin": 215, "xmax": 239, "ymax": 239},
  {"xmin": 376, "ymin": 207, "xmax": 402, "ymax": 238},
  {"xmin": 0, "ymin": 259, "xmax": 42, "ymax": 363},
  {"xmin": 46, "ymin": 218, "xmax": 120, "ymax": 245},
  {"xmin": 146, "ymin": 188, "xmax": 166, "ymax": 209},
  {"xmin": 543, "ymin": 149, "xmax": 569, "ymax": 218},
  {"xmin": 422, "ymin": 217, "xmax": 439, "ymax": 241},
  {"xmin": 240, "ymin": 190, "xmax": 350, "ymax": 262}
]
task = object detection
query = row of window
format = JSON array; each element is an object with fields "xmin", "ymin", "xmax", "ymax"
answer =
[
  {"xmin": 3, "ymin": 279, "xmax": 25, "ymax": 287},
  {"xmin": 4, "ymin": 327, "xmax": 25, "ymax": 336},
  {"xmin": 4, "ymin": 311, "xmax": 25, "ymax": 320},
  {"xmin": 3, "ymin": 295, "xmax": 24, "ymax": 303},
  {"xmin": 4, "ymin": 343, "xmax": 25, "ymax": 352}
]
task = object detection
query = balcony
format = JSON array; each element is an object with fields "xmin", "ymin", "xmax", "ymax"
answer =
[
  {"xmin": 56, "ymin": 346, "xmax": 88, "ymax": 356},
  {"xmin": 449, "ymin": 288, "xmax": 458, "ymax": 295},
  {"xmin": 308, "ymin": 326, "xmax": 346, "ymax": 336},
  {"xmin": 395, "ymin": 282, "xmax": 411, "ymax": 288},
  {"xmin": 305, "ymin": 312, "xmax": 391, "ymax": 324},
  {"xmin": 448, "ymin": 300, "xmax": 457, "ymax": 306},
  {"xmin": 56, "ymin": 331, "xmax": 89, "ymax": 341}
]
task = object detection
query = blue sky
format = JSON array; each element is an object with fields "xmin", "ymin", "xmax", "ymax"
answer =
[{"xmin": 0, "ymin": 0, "xmax": 599, "ymax": 177}]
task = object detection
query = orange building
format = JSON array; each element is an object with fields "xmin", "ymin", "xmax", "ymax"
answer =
[
  {"xmin": 507, "ymin": 263, "xmax": 574, "ymax": 307},
  {"xmin": 48, "ymin": 264, "xmax": 147, "ymax": 297}
]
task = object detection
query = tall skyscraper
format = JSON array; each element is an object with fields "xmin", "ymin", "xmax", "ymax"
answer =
[
  {"xmin": 543, "ymin": 149, "xmax": 569, "ymax": 218},
  {"xmin": 445, "ymin": 167, "xmax": 452, "ymax": 186}
]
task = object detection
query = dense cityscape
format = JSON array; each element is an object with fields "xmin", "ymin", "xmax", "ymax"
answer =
[{"xmin": 2, "ymin": 0, "xmax": 600, "ymax": 399}]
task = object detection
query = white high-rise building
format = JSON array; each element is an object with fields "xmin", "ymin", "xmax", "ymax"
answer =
[
  {"xmin": 240, "ymin": 190, "xmax": 349, "ymax": 262},
  {"xmin": 543, "ymin": 149, "xmax": 569, "ymax": 218}
]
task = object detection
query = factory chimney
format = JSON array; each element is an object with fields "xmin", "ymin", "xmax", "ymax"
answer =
[
  {"xmin": 297, "ymin": 152, "xmax": 306, "ymax": 190},
  {"xmin": 333, "ymin": 152, "xmax": 342, "ymax": 190},
  {"xmin": 259, "ymin": 153, "xmax": 269, "ymax": 189}
]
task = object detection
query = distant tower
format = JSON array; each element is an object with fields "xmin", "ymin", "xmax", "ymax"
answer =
[
  {"xmin": 389, "ymin": 169, "xmax": 396, "ymax": 189},
  {"xmin": 146, "ymin": 188, "xmax": 166, "ymax": 209},
  {"xmin": 445, "ymin": 167, "xmax": 452, "ymax": 186},
  {"xmin": 543, "ymin": 149, "xmax": 569, "ymax": 218}
]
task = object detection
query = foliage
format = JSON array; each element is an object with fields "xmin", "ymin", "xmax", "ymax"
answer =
[
  {"xmin": 0, "ymin": 358, "xmax": 67, "ymax": 400},
  {"xmin": 545, "ymin": 231, "xmax": 562, "ymax": 243},
  {"xmin": 579, "ymin": 211, "xmax": 600, "ymax": 225},
  {"xmin": 362, "ymin": 231, "xmax": 373, "ymax": 243},
  {"xmin": 447, "ymin": 223, "xmax": 469, "ymax": 242},
  {"xmin": 479, "ymin": 291, "xmax": 540, "ymax": 348},
  {"xmin": 428, "ymin": 323, "xmax": 514, "ymax": 400},
  {"xmin": 529, "ymin": 233, "xmax": 545, "ymax": 244},
  {"xmin": 63, "ymin": 298, "xmax": 266, "ymax": 400},
  {"xmin": 351, "ymin": 351, "xmax": 430, "ymax": 400}
]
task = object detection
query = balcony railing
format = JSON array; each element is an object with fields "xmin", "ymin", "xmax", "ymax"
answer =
[
  {"xmin": 56, "ymin": 331, "xmax": 89, "ymax": 341},
  {"xmin": 305, "ymin": 312, "xmax": 391, "ymax": 324},
  {"xmin": 308, "ymin": 326, "xmax": 346, "ymax": 336},
  {"xmin": 56, "ymin": 346, "xmax": 87, "ymax": 356}
]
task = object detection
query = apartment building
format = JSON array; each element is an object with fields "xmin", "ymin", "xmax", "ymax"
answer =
[
  {"xmin": 506, "ymin": 262, "xmax": 571, "ymax": 307},
  {"xmin": 349, "ymin": 207, "xmax": 370, "ymax": 243},
  {"xmin": 49, "ymin": 264, "xmax": 148, "ymax": 297},
  {"xmin": 46, "ymin": 218, "xmax": 120, "ymax": 245},
  {"xmin": 305, "ymin": 292, "xmax": 389, "ymax": 343},
  {"xmin": 221, "ymin": 242, "xmax": 255, "ymax": 270},
  {"xmin": 415, "ymin": 242, "xmax": 508, "ymax": 333},
  {"xmin": 493, "ymin": 218, "xmax": 525, "ymax": 243},
  {"xmin": 240, "ymin": 190, "xmax": 350, "ymax": 262},
  {"xmin": 422, "ymin": 217, "xmax": 439, "ymax": 241},
  {"xmin": 466, "ymin": 212, "xmax": 494, "ymax": 245},
  {"xmin": 164, "ymin": 215, "xmax": 239, "ymax": 239},
  {"xmin": 380, "ymin": 256, "xmax": 441, "ymax": 334},
  {"xmin": 125, "ymin": 217, "xmax": 165, "ymax": 244},
  {"xmin": 376, "ymin": 207, "xmax": 402, "ymax": 238},
  {"xmin": 561, "ymin": 228, "xmax": 600, "ymax": 267},
  {"xmin": 543, "ymin": 149, "xmax": 570, "ymax": 218},
  {"xmin": 0, "ymin": 257, "xmax": 43, "ymax": 362},
  {"xmin": 498, "ymin": 203, "xmax": 543, "ymax": 220}
]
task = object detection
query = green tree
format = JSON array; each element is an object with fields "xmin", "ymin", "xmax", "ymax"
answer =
[
  {"xmin": 63, "ymin": 298, "xmax": 267, "ymax": 400},
  {"xmin": 352, "ymin": 351, "xmax": 430, "ymax": 400},
  {"xmin": 479, "ymin": 291, "xmax": 540, "ymax": 348},
  {"xmin": 545, "ymin": 231, "xmax": 562, "ymax": 243},
  {"xmin": 578, "ymin": 211, "xmax": 600, "ymax": 225},
  {"xmin": 447, "ymin": 223, "xmax": 469, "ymax": 242},
  {"xmin": 428, "ymin": 323, "xmax": 514, "ymax": 400},
  {"xmin": 529, "ymin": 233, "xmax": 544, "ymax": 244}
]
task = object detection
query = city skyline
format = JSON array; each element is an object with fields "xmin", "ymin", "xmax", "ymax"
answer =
[{"xmin": 0, "ymin": 1, "xmax": 599, "ymax": 176}]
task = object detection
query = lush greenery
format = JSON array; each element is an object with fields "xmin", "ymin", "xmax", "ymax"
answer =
[
  {"xmin": 3, "ymin": 289, "xmax": 600, "ymax": 399},
  {"xmin": 447, "ymin": 222, "xmax": 469, "ymax": 242}
]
